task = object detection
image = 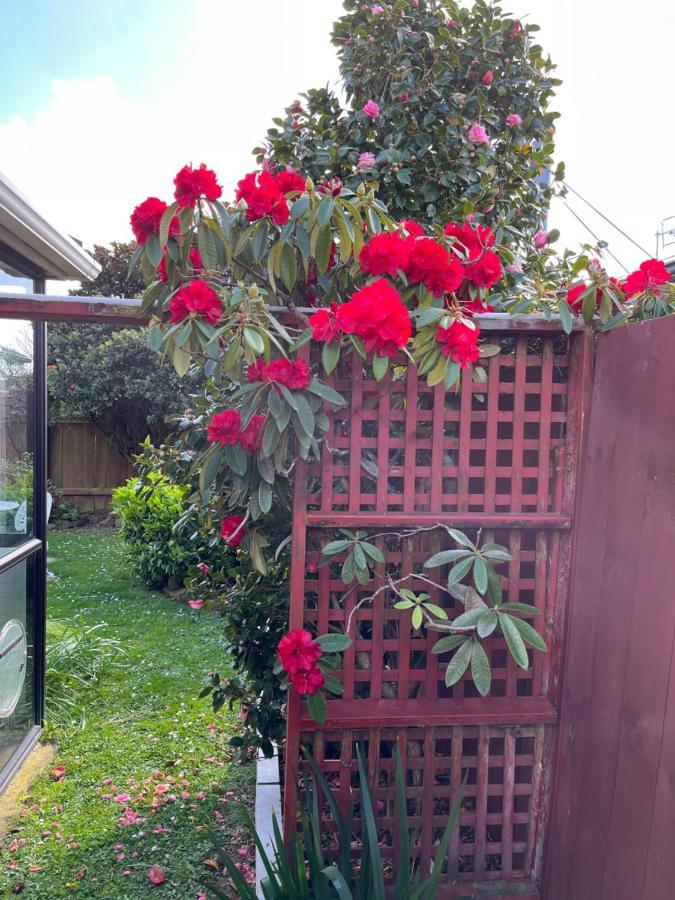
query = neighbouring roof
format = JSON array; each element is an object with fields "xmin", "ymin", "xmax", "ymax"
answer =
[{"xmin": 0, "ymin": 170, "xmax": 101, "ymax": 281}]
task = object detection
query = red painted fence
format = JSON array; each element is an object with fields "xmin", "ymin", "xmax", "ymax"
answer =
[
  {"xmin": 285, "ymin": 321, "xmax": 594, "ymax": 897},
  {"xmin": 544, "ymin": 316, "xmax": 675, "ymax": 900}
]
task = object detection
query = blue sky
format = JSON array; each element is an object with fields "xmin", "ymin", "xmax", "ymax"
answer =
[
  {"xmin": 0, "ymin": 0, "xmax": 674, "ymax": 277},
  {"xmin": 0, "ymin": 0, "xmax": 186, "ymax": 120}
]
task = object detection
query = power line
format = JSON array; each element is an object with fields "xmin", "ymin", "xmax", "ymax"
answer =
[
  {"xmin": 563, "ymin": 181, "xmax": 651, "ymax": 257},
  {"xmin": 562, "ymin": 201, "xmax": 630, "ymax": 273}
]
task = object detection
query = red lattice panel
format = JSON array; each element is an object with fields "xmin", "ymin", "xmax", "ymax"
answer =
[
  {"xmin": 294, "ymin": 724, "xmax": 548, "ymax": 897},
  {"xmin": 286, "ymin": 326, "xmax": 594, "ymax": 896},
  {"xmin": 306, "ymin": 335, "xmax": 570, "ymax": 518}
]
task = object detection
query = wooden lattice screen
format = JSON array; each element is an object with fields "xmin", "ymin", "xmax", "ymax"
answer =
[{"xmin": 285, "ymin": 321, "xmax": 593, "ymax": 898}]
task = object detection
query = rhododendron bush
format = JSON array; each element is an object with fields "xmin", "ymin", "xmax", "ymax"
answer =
[{"xmin": 129, "ymin": 155, "xmax": 674, "ymax": 721}]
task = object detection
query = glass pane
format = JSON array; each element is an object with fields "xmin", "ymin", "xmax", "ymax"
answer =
[
  {"xmin": 0, "ymin": 319, "xmax": 34, "ymax": 554},
  {"xmin": 0, "ymin": 557, "xmax": 36, "ymax": 772}
]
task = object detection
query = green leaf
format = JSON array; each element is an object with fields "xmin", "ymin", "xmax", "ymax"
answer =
[
  {"xmin": 198, "ymin": 221, "xmax": 218, "ymax": 270},
  {"xmin": 510, "ymin": 616, "xmax": 548, "ymax": 652},
  {"xmin": 446, "ymin": 528, "xmax": 476, "ymax": 549},
  {"xmin": 159, "ymin": 201, "xmax": 179, "ymax": 247},
  {"xmin": 243, "ymin": 326, "xmax": 265, "ymax": 355},
  {"xmin": 317, "ymin": 197, "xmax": 335, "ymax": 228},
  {"xmin": 431, "ymin": 634, "xmax": 469, "ymax": 655},
  {"xmin": 172, "ymin": 343, "xmax": 190, "ymax": 377},
  {"xmin": 321, "ymin": 539, "xmax": 351, "ymax": 557},
  {"xmin": 341, "ymin": 552, "xmax": 355, "ymax": 584},
  {"xmin": 306, "ymin": 691, "xmax": 327, "ymax": 725},
  {"xmin": 411, "ymin": 606, "xmax": 423, "ymax": 630},
  {"xmin": 473, "ymin": 556, "xmax": 488, "ymax": 594},
  {"xmin": 145, "ymin": 233, "xmax": 162, "ymax": 267},
  {"xmin": 315, "ymin": 225, "xmax": 332, "ymax": 275},
  {"xmin": 321, "ymin": 340, "xmax": 341, "ymax": 375},
  {"xmin": 175, "ymin": 319, "xmax": 192, "ymax": 348},
  {"xmin": 291, "ymin": 195, "xmax": 309, "ymax": 220},
  {"xmin": 498, "ymin": 603, "xmax": 543, "ymax": 615},
  {"xmin": 316, "ymin": 633, "xmax": 351, "ymax": 653},
  {"xmin": 500, "ymin": 614, "xmax": 530, "ymax": 669},
  {"xmin": 444, "ymin": 638, "xmax": 473, "ymax": 686},
  {"xmin": 224, "ymin": 443, "xmax": 248, "ymax": 476},
  {"xmin": 423, "ymin": 602, "xmax": 447, "ymax": 620},
  {"xmin": 559, "ymin": 300, "xmax": 574, "ymax": 334},
  {"xmin": 258, "ymin": 480, "xmax": 273, "ymax": 514},
  {"xmin": 447, "ymin": 556, "xmax": 474, "ymax": 586},
  {"xmin": 424, "ymin": 549, "xmax": 473, "ymax": 568},
  {"xmin": 393, "ymin": 600, "xmax": 415, "ymax": 610},
  {"xmin": 251, "ymin": 219, "xmax": 269, "ymax": 263},
  {"xmin": 471, "ymin": 641, "xmax": 492, "ymax": 697},
  {"xmin": 372, "ymin": 354, "xmax": 389, "ymax": 382},
  {"xmin": 450, "ymin": 607, "xmax": 485, "ymax": 628},
  {"xmin": 293, "ymin": 392, "xmax": 316, "ymax": 437},
  {"xmin": 308, "ymin": 379, "xmax": 345, "ymax": 407},
  {"xmin": 477, "ymin": 610, "xmax": 498, "ymax": 638},
  {"xmin": 360, "ymin": 542, "xmax": 384, "ymax": 563},
  {"xmin": 279, "ymin": 243, "xmax": 298, "ymax": 292},
  {"xmin": 278, "ymin": 383, "xmax": 298, "ymax": 410},
  {"xmin": 199, "ymin": 446, "xmax": 223, "ymax": 495}
]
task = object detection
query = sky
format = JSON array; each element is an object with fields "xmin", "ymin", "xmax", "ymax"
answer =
[{"xmin": 1, "ymin": 0, "xmax": 674, "ymax": 285}]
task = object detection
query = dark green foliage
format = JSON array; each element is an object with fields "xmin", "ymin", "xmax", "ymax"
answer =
[
  {"xmin": 261, "ymin": 0, "xmax": 562, "ymax": 240},
  {"xmin": 48, "ymin": 241, "xmax": 200, "ymax": 456}
]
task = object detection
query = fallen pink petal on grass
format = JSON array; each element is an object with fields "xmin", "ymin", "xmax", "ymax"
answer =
[{"xmin": 147, "ymin": 864, "xmax": 166, "ymax": 885}]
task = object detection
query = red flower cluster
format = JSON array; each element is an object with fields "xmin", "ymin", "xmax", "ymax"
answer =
[
  {"xmin": 623, "ymin": 259, "xmax": 671, "ymax": 298},
  {"xmin": 207, "ymin": 410, "xmax": 266, "ymax": 453},
  {"xmin": 220, "ymin": 514, "xmax": 246, "ymax": 547},
  {"xmin": 235, "ymin": 168, "xmax": 305, "ymax": 226},
  {"xmin": 130, "ymin": 197, "xmax": 178, "ymax": 245},
  {"xmin": 157, "ymin": 246, "xmax": 203, "ymax": 283},
  {"xmin": 308, "ymin": 303, "xmax": 340, "ymax": 343},
  {"xmin": 336, "ymin": 279, "xmax": 412, "ymax": 357},
  {"xmin": 168, "ymin": 279, "xmax": 222, "ymax": 325},
  {"xmin": 359, "ymin": 232, "xmax": 410, "ymax": 277},
  {"xmin": 277, "ymin": 629, "xmax": 325, "ymax": 696},
  {"xmin": 436, "ymin": 321, "xmax": 481, "ymax": 367},
  {"xmin": 444, "ymin": 221, "xmax": 502, "ymax": 289},
  {"xmin": 247, "ymin": 358, "xmax": 310, "ymax": 390},
  {"xmin": 173, "ymin": 163, "xmax": 222, "ymax": 208},
  {"xmin": 406, "ymin": 237, "xmax": 465, "ymax": 297},
  {"xmin": 566, "ymin": 276, "xmax": 623, "ymax": 313},
  {"xmin": 400, "ymin": 219, "xmax": 425, "ymax": 237}
]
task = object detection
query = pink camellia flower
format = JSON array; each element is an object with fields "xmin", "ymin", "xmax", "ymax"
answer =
[
  {"xmin": 400, "ymin": 91, "xmax": 409, "ymax": 101},
  {"xmin": 113, "ymin": 793, "xmax": 131, "ymax": 804},
  {"xmin": 363, "ymin": 100, "xmax": 380, "ymax": 119},
  {"xmin": 147, "ymin": 865, "xmax": 166, "ymax": 886},
  {"xmin": 506, "ymin": 113, "xmax": 522, "ymax": 127},
  {"xmin": 371, "ymin": 3, "xmax": 384, "ymax": 11},
  {"xmin": 534, "ymin": 230, "xmax": 549, "ymax": 249},
  {"xmin": 188, "ymin": 598, "xmax": 205, "ymax": 610},
  {"xmin": 357, "ymin": 152, "xmax": 377, "ymax": 170},
  {"xmin": 482, "ymin": 70, "xmax": 494, "ymax": 85},
  {"xmin": 196, "ymin": 562, "xmax": 210, "ymax": 576},
  {"xmin": 467, "ymin": 123, "xmax": 490, "ymax": 145}
]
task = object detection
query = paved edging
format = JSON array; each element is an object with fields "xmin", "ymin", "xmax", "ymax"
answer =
[{"xmin": 255, "ymin": 744, "xmax": 281, "ymax": 898}]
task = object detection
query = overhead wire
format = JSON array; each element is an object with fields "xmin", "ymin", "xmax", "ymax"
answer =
[
  {"xmin": 561, "ymin": 201, "xmax": 630, "ymax": 273},
  {"xmin": 563, "ymin": 181, "xmax": 651, "ymax": 257}
]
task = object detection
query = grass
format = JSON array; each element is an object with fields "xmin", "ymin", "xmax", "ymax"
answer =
[{"xmin": 0, "ymin": 529, "xmax": 255, "ymax": 899}]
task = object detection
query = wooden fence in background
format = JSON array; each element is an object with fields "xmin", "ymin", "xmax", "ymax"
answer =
[{"xmin": 48, "ymin": 421, "xmax": 133, "ymax": 511}]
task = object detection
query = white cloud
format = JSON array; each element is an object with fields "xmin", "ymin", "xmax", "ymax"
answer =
[{"xmin": 1, "ymin": 0, "xmax": 673, "ymax": 278}]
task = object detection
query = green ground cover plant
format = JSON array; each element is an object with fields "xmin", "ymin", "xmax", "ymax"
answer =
[{"xmin": 0, "ymin": 530, "xmax": 255, "ymax": 899}]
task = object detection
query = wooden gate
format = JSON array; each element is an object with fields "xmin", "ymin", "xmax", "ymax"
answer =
[{"xmin": 285, "ymin": 320, "xmax": 594, "ymax": 897}]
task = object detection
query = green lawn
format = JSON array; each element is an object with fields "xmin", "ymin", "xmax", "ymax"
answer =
[{"xmin": 0, "ymin": 529, "xmax": 254, "ymax": 899}]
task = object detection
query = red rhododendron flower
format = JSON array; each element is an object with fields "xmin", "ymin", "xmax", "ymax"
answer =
[
  {"xmin": 289, "ymin": 667, "xmax": 325, "ymax": 695},
  {"xmin": 277, "ymin": 629, "xmax": 322, "ymax": 674},
  {"xmin": 567, "ymin": 277, "xmax": 623, "ymax": 313},
  {"xmin": 444, "ymin": 221, "xmax": 496, "ymax": 259},
  {"xmin": 169, "ymin": 279, "xmax": 222, "ymax": 325},
  {"xmin": 336, "ymin": 279, "xmax": 412, "ymax": 357},
  {"xmin": 405, "ymin": 238, "xmax": 464, "ymax": 297},
  {"xmin": 157, "ymin": 245, "xmax": 203, "ymax": 283},
  {"xmin": 221, "ymin": 514, "xmax": 246, "ymax": 547},
  {"xmin": 623, "ymin": 259, "xmax": 671, "ymax": 298},
  {"xmin": 130, "ymin": 197, "xmax": 178, "ymax": 245},
  {"xmin": 436, "ymin": 321, "xmax": 481, "ymax": 367},
  {"xmin": 401, "ymin": 219, "xmax": 424, "ymax": 237},
  {"xmin": 173, "ymin": 163, "xmax": 222, "ymax": 208},
  {"xmin": 240, "ymin": 415, "xmax": 266, "ymax": 453},
  {"xmin": 464, "ymin": 250, "xmax": 503, "ymax": 289},
  {"xmin": 236, "ymin": 169, "xmax": 304, "ymax": 226},
  {"xmin": 246, "ymin": 358, "xmax": 310, "ymax": 390},
  {"xmin": 462, "ymin": 298, "xmax": 494, "ymax": 315},
  {"xmin": 359, "ymin": 232, "xmax": 411, "ymax": 277},
  {"xmin": 207, "ymin": 410, "xmax": 243, "ymax": 445},
  {"xmin": 309, "ymin": 303, "xmax": 340, "ymax": 343},
  {"xmin": 275, "ymin": 168, "xmax": 306, "ymax": 196}
]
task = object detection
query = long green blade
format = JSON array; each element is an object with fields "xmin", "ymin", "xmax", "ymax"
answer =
[{"xmin": 356, "ymin": 744, "xmax": 386, "ymax": 900}]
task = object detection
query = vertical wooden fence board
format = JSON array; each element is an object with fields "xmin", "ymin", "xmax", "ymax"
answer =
[{"xmin": 544, "ymin": 317, "xmax": 675, "ymax": 900}]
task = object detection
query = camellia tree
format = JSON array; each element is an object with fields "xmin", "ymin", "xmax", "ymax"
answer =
[
  {"xmin": 260, "ymin": 0, "xmax": 562, "ymax": 245},
  {"xmin": 128, "ymin": 156, "xmax": 674, "ymax": 724}
]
